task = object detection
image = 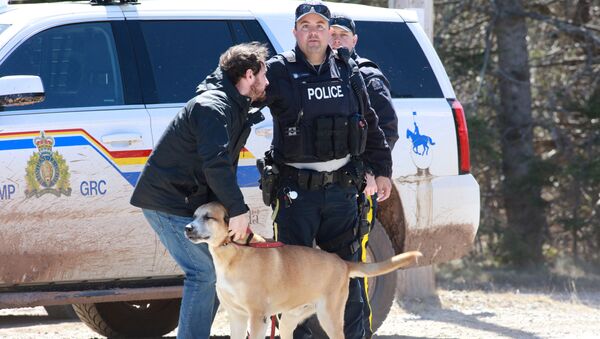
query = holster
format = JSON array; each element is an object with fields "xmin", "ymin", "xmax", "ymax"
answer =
[
  {"xmin": 357, "ymin": 193, "xmax": 372, "ymax": 238},
  {"xmin": 257, "ymin": 151, "xmax": 279, "ymax": 206},
  {"xmin": 348, "ymin": 158, "xmax": 367, "ymax": 192}
]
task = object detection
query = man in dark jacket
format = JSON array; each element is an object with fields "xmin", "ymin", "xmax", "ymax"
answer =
[
  {"xmin": 329, "ymin": 14, "xmax": 399, "ymax": 338},
  {"xmin": 130, "ymin": 42, "xmax": 269, "ymax": 339}
]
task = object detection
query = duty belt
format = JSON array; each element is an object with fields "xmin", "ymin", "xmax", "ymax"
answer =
[{"xmin": 279, "ymin": 165, "xmax": 355, "ymax": 191}]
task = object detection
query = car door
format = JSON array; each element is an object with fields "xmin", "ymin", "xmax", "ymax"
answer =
[{"xmin": 0, "ymin": 20, "xmax": 165, "ymax": 286}]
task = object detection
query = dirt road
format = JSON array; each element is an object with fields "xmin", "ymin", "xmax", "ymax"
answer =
[{"xmin": 1, "ymin": 287, "xmax": 599, "ymax": 338}]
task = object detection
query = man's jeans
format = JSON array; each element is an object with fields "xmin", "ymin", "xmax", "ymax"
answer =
[{"xmin": 143, "ymin": 209, "xmax": 219, "ymax": 339}]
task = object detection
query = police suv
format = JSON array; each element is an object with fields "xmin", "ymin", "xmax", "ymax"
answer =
[{"xmin": 0, "ymin": 0, "xmax": 480, "ymax": 337}]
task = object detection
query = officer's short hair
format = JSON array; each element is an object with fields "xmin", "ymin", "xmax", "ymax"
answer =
[{"xmin": 219, "ymin": 42, "xmax": 269, "ymax": 84}]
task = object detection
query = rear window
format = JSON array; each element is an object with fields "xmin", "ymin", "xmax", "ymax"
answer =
[
  {"xmin": 132, "ymin": 20, "xmax": 276, "ymax": 104},
  {"xmin": 355, "ymin": 21, "xmax": 443, "ymax": 98}
]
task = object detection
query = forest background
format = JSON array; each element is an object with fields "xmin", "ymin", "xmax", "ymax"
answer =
[{"xmin": 331, "ymin": 0, "xmax": 600, "ymax": 279}]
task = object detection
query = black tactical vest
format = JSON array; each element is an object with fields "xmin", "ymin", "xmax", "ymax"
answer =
[{"xmin": 273, "ymin": 50, "xmax": 366, "ymax": 164}]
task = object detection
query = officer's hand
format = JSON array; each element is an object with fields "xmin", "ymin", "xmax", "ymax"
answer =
[
  {"xmin": 228, "ymin": 212, "xmax": 250, "ymax": 241},
  {"xmin": 375, "ymin": 176, "xmax": 392, "ymax": 202},
  {"xmin": 363, "ymin": 173, "xmax": 377, "ymax": 196}
]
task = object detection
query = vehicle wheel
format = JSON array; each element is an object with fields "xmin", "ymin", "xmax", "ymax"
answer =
[
  {"xmin": 44, "ymin": 305, "xmax": 79, "ymax": 319},
  {"xmin": 363, "ymin": 220, "xmax": 397, "ymax": 332},
  {"xmin": 304, "ymin": 220, "xmax": 397, "ymax": 337},
  {"xmin": 72, "ymin": 298, "xmax": 181, "ymax": 338}
]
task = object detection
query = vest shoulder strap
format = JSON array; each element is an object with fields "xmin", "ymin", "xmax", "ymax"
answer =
[
  {"xmin": 280, "ymin": 50, "xmax": 296, "ymax": 63},
  {"xmin": 355, "ymin": 57, "xmax": 379, "ymax": 70}
]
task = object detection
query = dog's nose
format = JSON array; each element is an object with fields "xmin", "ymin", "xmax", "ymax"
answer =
[{"xmin": 184, "ymin": 224, "xmax": 193, "ymax": 234}]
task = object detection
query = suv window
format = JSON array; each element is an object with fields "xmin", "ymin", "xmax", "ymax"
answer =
[
  {"xmin": 237, "ymin": 20, "xmax": 277, "ymax": 58},
  {"xmin": 355, "ymin": 21, "xmax": 443, "ymax": 98},
  {"xmin": 0, "ymin": 22, "xmax": 124, "ymax": 111},
  {"xmin": 135, "ymin": 20, "xmax": 234, "ymax": 104},
  {"xmin": 132, "ymin": 20, "xmax": 276, "ymax": 105}
]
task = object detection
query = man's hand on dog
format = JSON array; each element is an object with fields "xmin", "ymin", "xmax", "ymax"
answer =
[{"xmin": 228, "ymin": 211, "xmax": 250, "ymax": 241}]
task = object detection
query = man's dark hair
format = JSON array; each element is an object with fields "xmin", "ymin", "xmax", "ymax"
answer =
[{"xmin": 219, "ymin": 42, "xmax": 269, "ymax": 84}]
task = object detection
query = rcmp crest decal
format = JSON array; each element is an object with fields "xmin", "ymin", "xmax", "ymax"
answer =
[{"xmin": 25, "ymin": 131, "xmax": 72, "ymax": 197}]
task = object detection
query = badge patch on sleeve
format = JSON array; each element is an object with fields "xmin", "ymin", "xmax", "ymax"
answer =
[{"xmin": 368, "ymin": 78, "xmax": 384, "ymax": 91}]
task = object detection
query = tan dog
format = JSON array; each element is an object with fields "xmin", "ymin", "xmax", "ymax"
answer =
[{"xmin": 185, "ymin": 202, "xmax": 421, "ymax": 339}]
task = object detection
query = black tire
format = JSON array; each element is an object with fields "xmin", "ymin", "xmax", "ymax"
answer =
[
  {"xmin": 305, "ymin": 220, "xmax": 397, "ymax": 337},
  {"xmin": 72, "ymin": 298, "xmax": 181, "ymax": 338},
  {"xmin": 44, "ymin": 305, "xmax": 79, "ymax": 320}
]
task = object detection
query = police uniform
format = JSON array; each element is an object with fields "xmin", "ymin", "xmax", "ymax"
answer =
[
  {"xmin": 353, "ymin": 51, "xmax": 399, "ymax": 339},
  {"xmin": 260, "ymin": 44, "xmax": 392, "ymax": 339},
  {"xmin": 354, "ymin": 52, "xmax": 399, "ymax": 150},
  {"xmin": 330, "ymin": 13, "xmax": 400, "ymax": 336}
]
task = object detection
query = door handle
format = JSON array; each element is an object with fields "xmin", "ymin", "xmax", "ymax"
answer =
[{"xmin": 101, "ymin": 133, "xmax": 143, "ymax": 146}]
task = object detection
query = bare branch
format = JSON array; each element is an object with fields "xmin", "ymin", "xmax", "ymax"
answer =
[
  {"xmin": 521, "ymin": 10, "xmax": 600, "ymax": 46},
  {"xmin": 471, "ymin": 13, "xmax": 496, "ymax": 103}
]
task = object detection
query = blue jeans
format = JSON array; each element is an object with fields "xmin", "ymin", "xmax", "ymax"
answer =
[{"xmin": 143, "ymin": 209, "xmax": 219, "ymax": 339}]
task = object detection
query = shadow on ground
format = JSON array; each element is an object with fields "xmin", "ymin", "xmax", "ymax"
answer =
[
  {"xmin": 0, "ymin": 315, "xmax": 79, "ymax": 329},
  {"xmin": 398, "ymin": 296, "xmax": 541, "ymax": 339}
]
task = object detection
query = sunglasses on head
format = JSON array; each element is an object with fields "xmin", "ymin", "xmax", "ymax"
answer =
[{"xmin": 295, "ymin": 3, "xmax": 331, "ymax": 20}]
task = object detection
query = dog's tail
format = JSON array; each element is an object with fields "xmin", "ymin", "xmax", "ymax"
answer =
[{"xmin": 347, "ymin": 251, "xmax": 422, "ymax": 278}]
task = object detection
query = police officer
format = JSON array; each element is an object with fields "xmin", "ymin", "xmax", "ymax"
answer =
[
  {"xmin": 258, "ymin": 1, "xmax": 393, "ymax": 338},
  {"xmin": 130, "ymin": 43, "xmax": 269, "ymax": 339},
  {"xmin": 329, "ymin": 14, "xmax": 399, "ymax": 338}
]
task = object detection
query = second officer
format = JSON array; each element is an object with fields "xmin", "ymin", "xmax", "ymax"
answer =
[{"xmin": 329, "ymin": 13, "xmax": 400, "ymax": 338}]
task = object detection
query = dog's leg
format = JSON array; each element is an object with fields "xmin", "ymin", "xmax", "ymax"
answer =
[
  {"xmin": 278, "ymin": 313, "xmax": 302, "ymax": 339},
  {"xmin": 315, "ymin": 290, "xmax": 347, "ymax": 339},
  {"xmin": 228, "ymin": 310, "xmax": 249, "ymax": 339},
  {"xmin": 247, "ymin": 314, "xmax": 270, "ymax": 339},
  {"xmin": 278, "ymin": 306, "xmax": 316, "ymax": 339}
]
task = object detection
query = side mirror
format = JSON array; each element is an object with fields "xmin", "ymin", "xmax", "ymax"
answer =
[{"xmin": 0, "ymin": 75, "xmax": 45, "ymax": 107}]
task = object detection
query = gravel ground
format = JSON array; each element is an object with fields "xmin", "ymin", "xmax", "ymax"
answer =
[{"xmin": 1, "ymin": 288, "xmax": 599, "ymax": 338}]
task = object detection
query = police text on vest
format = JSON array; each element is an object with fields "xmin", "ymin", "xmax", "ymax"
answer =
[{"xmin": 307, "ymin": 85, "xmax": 344, "ymax": 100}]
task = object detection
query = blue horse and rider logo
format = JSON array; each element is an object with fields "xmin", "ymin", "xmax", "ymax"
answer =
[{"xmin": 406, "ymin": 112, "xmax": 435, "ymax": 156}]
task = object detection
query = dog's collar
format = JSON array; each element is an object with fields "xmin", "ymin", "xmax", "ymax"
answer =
[{"xmin": 223, "ymin": 232, "xmax": 285, "ymax": 248}]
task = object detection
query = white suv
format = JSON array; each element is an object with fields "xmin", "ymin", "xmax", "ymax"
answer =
[{"xmin": 0, "ymin": 0, "xmax": 480, "ymax": 337}]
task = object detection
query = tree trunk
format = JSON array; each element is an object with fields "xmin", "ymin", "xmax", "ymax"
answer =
[{"xmin": 494, "ymin": 0, "xmax": 547, "ymax": 266}]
